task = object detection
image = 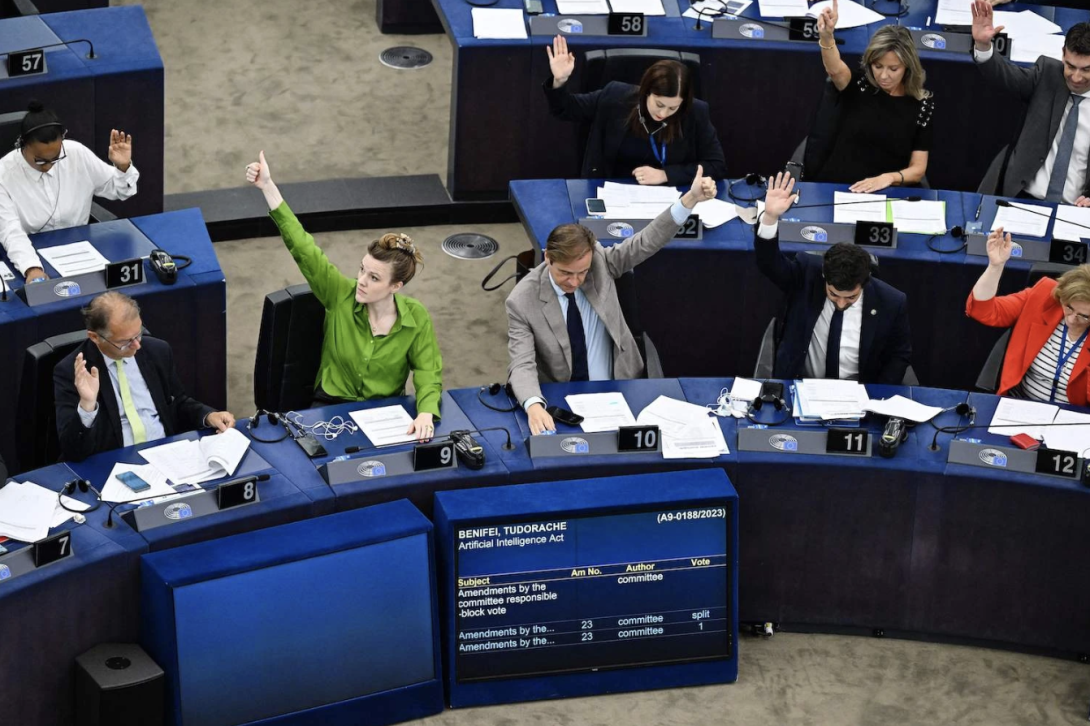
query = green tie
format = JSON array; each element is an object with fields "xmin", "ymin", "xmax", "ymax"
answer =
[{"xmin": 115, "ymin": 359, "xmax": 147, "ymax": 445}]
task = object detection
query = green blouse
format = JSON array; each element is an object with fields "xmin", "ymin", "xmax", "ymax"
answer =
[{"xmin": 269, "ymin": 201, "xmax": 443, "ymax": 416}]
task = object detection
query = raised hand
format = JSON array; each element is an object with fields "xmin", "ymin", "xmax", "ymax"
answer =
[
  {"xmin": 681, "ymin": 164, "xmax": 717, "ymax": 207},
  {"xmin": 762, "ymin": 171, "xmax": 798, "ymax": 224},
  {"xmin": 74, "ymin": 352, "xmax": 100, "ymax": 411},
  {"xmin": 986, "ymin": 227, "xmax": 1013, "ymax": 267},
  {"xmin": 971, "ymin": 0, "xmax": 1004, "ymax": 50},
  {"xmin": 816, "ymin": 0, "xmax": 838, "ymax": 39},
  {"xmin": 245, "ymin": 150, "xmax": 272, "ymax": 189},
  {"xmin": 546, "ymin": 35, "xmax": 576, "ymax": 88},
  {"xmin": 108, "ymin": 129, "xmax": 133, "ymax": 172}
]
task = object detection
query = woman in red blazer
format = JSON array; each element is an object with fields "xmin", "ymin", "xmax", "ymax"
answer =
[{"xmin": 967, "ymin": 228, "xmax": 1090, "ymax": 405}]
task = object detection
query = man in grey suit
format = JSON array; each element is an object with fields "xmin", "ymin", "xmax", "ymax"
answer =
[
  {"xmin": 506, "ymin": 165, "xmax": 717, "ymax": 434},
  {"xmin": 972, "ymin": 1, "xmax": 1090, "ymax": 206}
]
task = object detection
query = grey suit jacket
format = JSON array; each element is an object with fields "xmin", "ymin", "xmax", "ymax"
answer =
[
  {"xmin": 978, "ymin": 52, "xmax": 1088, "ymax": 198},
  {"xmin": 505, "ymin": 206, "xmax": 681, "ymax": 404}
]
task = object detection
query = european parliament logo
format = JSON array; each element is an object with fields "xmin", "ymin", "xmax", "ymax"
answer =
[
  {"xmin": 53, "ymin": 281, "xmax": 81, "ymax": 297},
  {"xmin": 357, "ymin": 460, "xmax": 387, "ymax": 478},
  {"xmin": 978, "ymin": 448, "xmax": 1008, "ymax": 467},
  {"xmin": 0, "ymin": 564, "xmax": 10, "ymax": 580},
  {"xmin": 769, "ymin": 434, "xmax": 799, "ymax": 452},
  {"xmin": 164, "ymin": 502, "xmax": 194, "ymax": 520},
  {"xmin": 561, "ymin": 437, "xmax": 590, "ymax": 454}
]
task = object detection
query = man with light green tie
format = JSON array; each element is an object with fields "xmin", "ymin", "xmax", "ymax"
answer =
[{"xmin": 53, "ymin": 291, "xmax": 235, "ymax": 462}]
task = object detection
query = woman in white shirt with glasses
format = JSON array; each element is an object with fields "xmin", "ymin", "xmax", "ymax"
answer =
[{"xmin": 0, "ymin": 100, "xmax": 139, "ymax": 283}]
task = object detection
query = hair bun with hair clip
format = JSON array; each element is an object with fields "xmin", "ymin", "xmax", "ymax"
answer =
[{"xmin": 394, "ymin": 233, "xmax": 416, "ymax": 254}]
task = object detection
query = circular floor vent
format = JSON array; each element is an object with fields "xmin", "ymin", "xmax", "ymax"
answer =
[
  {"xmin": 442, "ymin": 233, "xmax": 500, "ymax": 260},
  {"xmin": 379, "ymin": 46, "xmax": 433, "ymax": 69}
]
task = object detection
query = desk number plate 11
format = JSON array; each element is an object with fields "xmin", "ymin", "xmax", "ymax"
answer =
[
  {"xmin": 788, "ymin": 18, "xmax": 819, "ymax": 42},
  {"xmin": 8, "ymin": 48, "xmax": 46, "ymax": 78},
  {"xmin": 106, "ymin": 258, "xmax": 145, "ymax": 288},
  {"xmin": 855, "ymin": 221, "xmax": 895, "ymax": 248},
  {"xmin": 33, "ymin": 531, "xmax": 72, "ymax": 567},
  {"xmin": 618, "ymin": 425, "xmax": 660, "ymax": 452},
  {"xmin": 826, "ymin": 428, "xmax": 870, "ymax": 455},
  {"xmin": 1035, "ymin": 448, "xmax": 1080, "ymax": 479},
  {"xmin": 608, "ymin": 13, "xmax": 646, "ymax": 36},
  {"xmin": 217, "ymin": 478, "xmax": 259, "ymax": 510},
  {"xmin": 1049, "ymin": 239, "xmax": 1088, "ymax": 266},
  {"xmin": 414, "ymin": 440, "xmax": 456, "ymax": 471}
]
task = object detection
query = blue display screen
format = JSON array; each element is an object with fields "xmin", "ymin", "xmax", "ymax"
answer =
[
  {"xmin": 172, "ymin": 534, "xmax": 435, "ymax": 726},
  {"xmin": 454, "ymin": 504, "xmax": 731, "ymax": 682}
]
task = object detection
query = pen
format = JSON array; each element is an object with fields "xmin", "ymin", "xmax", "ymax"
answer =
[{"xmin": 973, "ymin": 194, "xmax": 985, "ymax": 221}]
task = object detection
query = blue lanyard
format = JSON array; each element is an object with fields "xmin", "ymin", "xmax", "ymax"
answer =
[
  {"xmin": 648, "ymin": 135, "xmax": 666, "ymax": 167},
  {"xmin": 1051, "ymin": 322, "xmax": 1088, "ymax": 402}
]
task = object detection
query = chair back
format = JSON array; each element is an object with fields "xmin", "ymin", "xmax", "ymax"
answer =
[
  {"xmin": 254, "ymin": 284, "xmax": 326, "ymax": 412},
  {"xmin": 16, "ymin": 330, "xmax": 87, "ymax": 473},
  {"xmin": 615, "ymin": 269, "xmax": 664, "ymax": 377},
  {"xmin": 976, "ymin": 329, "xmax": 1012, "ymax": 393},
  {"xmin": 801, "ymin": 78, "xmax": 844, "ymax": 180}
]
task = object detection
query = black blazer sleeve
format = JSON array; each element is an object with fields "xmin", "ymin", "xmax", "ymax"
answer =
[
  {"xmin": 876, "ymin": 290, "xmax": 912, "ymax": 385},
  {"xmin": 153, "ymin": 340, "xmax": 215, "ymax": 432},
  {"xmin": 754, "ymin": 229, "xmax": 804, "ymax": 293},
  {"xmin": 664, "ymin": 101, "xmax": 727, "ymax": 185},
  {"xmin": 542, "ymin": 77, "xmax": 605, "ymax": 123},
  {"xmin": 54, "ymin": 349, "xmax": 114, "ymax": 462}
]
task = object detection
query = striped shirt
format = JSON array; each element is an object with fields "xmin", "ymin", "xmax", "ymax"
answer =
[{"xmin": 1010, "ymin": 323, "xmax": 1086, "ymax": 404}]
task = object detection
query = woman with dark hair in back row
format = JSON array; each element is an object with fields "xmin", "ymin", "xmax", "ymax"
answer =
[{"xmin": 542, "ymin": 35, "xmax": 726, "ymax": 186}]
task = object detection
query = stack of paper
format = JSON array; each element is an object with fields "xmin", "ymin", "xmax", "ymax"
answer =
[
  {"xmin": 992, "ymin": 10, "xmax": 1061, "ymax": 39},
  {"xmin": 758, "ymin": 0, "xmax": 807, "ymax": 16},
  {"xmin": 794, "ymin": 379, "xmax": 868, "ymax": 421},
  {"xmin": 934, "ymin": 0, "xmax": 972, "ymax": 26},
  {"xmin": 1053, "ymin": 206, "xmax": 1090, "ymax": 242},
  {"xmin": 987, "ymin": 398, "xmax": 1058, "ymax": 440},
  {"xmin": 806, "ymin": 0, "xmax": 883, "ymax": 29},
  {"xmin": 832, "ymin": 192, "xmax": 887, "ymax": 225},
  {"xmin": 609, "ymin": 0, "xmax": 665, "ymax": 15},
  {"xmin": 0, "ymin": 480, "xmax": 59, "ymax": 543},
  {"xmin": 1011, "ymin": 33, "xmax": 1065, "ymax": 64},
  {"xmin": 38, "ymin": 242, "xmax": 110, "ymax": 277},
  {"xmin": 597, "ymin": 182, "xmax": 681, "ymax": 219},
  {"xmin": 637, "ymin": 396, "xmax": 729, "ymax": 459},
  {"xmin": 350, "ymin": 405, "xmax": 417, "ymax": 446},
  {"xmin": 557, "ymin": 0, "xmax": 609, "ymax": 13},
  {"xmin": 991, "ymin": 201, "xmax": 1052, "ymax": 238},
  {"xmin": 471, "ymin": 8, "xmax": 527, "ymax": 39},
  {"xmin": 890, "ymin": 200, "xmax": 947, "ymax": 235},
  {"xmin": 138, "ymin": 428, "xmax": 251, "ymax": 486},
  {"xmin": 693, "ymin": 198, "xmax": 739, "ymax": 228},
  {"xmin": 101, "ymin": 462, "xmax": 179, "ymax": 503},
  {"xmin": 565, "ymin": 392, "xmax": 636, "ymax": 432},
  {"xmin": 863, "ymin": 395, "xmax": 944, "ymax": 423},
  {"xmin": 682, "ymin": 0, "xmax": 751, "ymax": 20},
  {"xmin": 1044, "ymin": 409, "xmax": 1090, "ymax": 456}
]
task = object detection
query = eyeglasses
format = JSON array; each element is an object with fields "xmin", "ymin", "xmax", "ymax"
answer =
[
  {"xmin": 100, "ymin": 332, "xmax": 142, "ymax": 351},
  {"xmin": 1063, "ymin": 304, "xmax": 1090, "ymax": 324},
  {"xmin": 32, "ymin": 145, "xmax": 66, "ymax": 167}
]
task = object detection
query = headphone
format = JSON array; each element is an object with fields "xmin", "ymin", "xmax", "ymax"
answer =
[
  {"xmin": 59, "ymin": 478, "xmax": 102, "ymax": 514},
  {"xmin": 728, "ymin": 173, "xmax": 767, "ymax": 203},
  {"xmin": 746, "ymin": 387, "xmax": 789, "ymax": 426},
  {"xmin": 637, "ymin": 103, "xmax": 667, "ymax": 137},
  {"xmin": 15, "ymin": 121, "xmax": 67, "ymax": 150},
  {"xmin": 927, "ymin": 402, "xmax": 977, "ymax": 450},
  {"xmin": 926, "ymin": 225, "xmax": 967, "ymax": 254},
  {"xmin": 247, "ymin": 410, "xmax": 293, "ymax": 443},
  {"xmin": 478, "ymin": 382, "xmax": 520, "ymax": 413}
]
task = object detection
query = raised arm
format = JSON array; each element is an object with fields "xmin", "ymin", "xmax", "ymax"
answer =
[
  {"xmin": 754, "ymin": 172, "xmax": 804, "ymax": 291},
  {"xmin": 542, "ymin": 36, "xmax": 605, "ymax": 122},
  {"xmin": 86, "ymin": 132, "xmax": 139, "ymax": 201},
  {"xmin": 971, "ymin": 227, "xmax": 1012, "ymax": 302},
  {"xmin": 817, "ymin": 0, "xmax": 850, "ymax": 92}
]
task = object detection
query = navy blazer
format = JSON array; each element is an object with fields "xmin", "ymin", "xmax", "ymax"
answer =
[
  {"xmin": 53, "ymin": 337, "xmax": 214, "ymax": 462},
  {"xmin": 755, "ymin": 231, "xmax": 912, "ymax": 384},
  {"xmin": 543, "ymin": 78, "xmax": 727, "ymax": 185}
]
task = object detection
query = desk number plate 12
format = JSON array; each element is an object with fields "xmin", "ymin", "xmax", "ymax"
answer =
[
  {"xmin": 1035, "ymin": 448, "xmax": 1080, "ymax": 479},
  {"xmin": 106, "ymin": 258, "xmax": 145, "ymax": 288},
  {"xmin": 8, "ymin": 48, "xmax": 46, "ymax": 78},
  {"xmin": 608, "ymin": 13, "xmax": 646, "ymax": 36}
]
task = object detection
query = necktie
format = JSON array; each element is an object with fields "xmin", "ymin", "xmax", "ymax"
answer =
[
  {"xmin": 115, "ymin": 359, "xmax": 147, "ymax": 444},
  {"xmin": 825, "ymin": 308, "xmax": 844, "ymax": 380},
  {"xmin": 1046, "ymin": 95, "xmax": 1084, "ymax": 203},
  {"xmin": 565, "ymin": 292, "xmax": 589, "ymax": 382}
]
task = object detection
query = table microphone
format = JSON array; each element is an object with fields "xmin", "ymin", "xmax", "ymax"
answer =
[
  {"xmin": 104, "ymin": 474, "xmax": 271, "ymax": 528},
  {"xmin": 929, "ymin": 420, "xmax": 1090, "ymax": 453},
  {"xmin": 993, "ymin": 199, "xmax": 1090, "ymax": 238}
]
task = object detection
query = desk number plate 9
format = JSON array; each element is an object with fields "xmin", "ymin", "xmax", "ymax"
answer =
[
  {"xmin": 855, "ymin": 221, "xmax": 895, "ymax": 248},
  {"xmin": 217, "ymin": 478, "xmax": 258, "ymax": 510},
  {"xmin": 788, "ymin": 18, "xmax": 819, "ymax": 42},
  {"xmin": 8, "ymin": 48, "xmax": 46, "ymax": 78},
  {"xmin": 618, "ymin": 425, "xmax": 660, "ymax": 452},
  {"xmin": 1049, "ymin": 239, "xmax": 1088, "ymax": 266},
  {"xmin": 414, "ymin": 440, "xmax": 456, "ymax": 471},
  {"xmin": 676, "ymin": 215, "xmax": 702, "ymax": 239},
  {"xmin": 826, "ymin": 428, "xmax": 869, "ymax": 455},
  {"xmin": 1035, "ymin": 448, "xmax": 1080, "ymax": 478},
  {"xmin": 608, "ymin": 13, "xmax": 646, "ymax": 36},
  {"xmin": 33, "ymin": 531, "xmax": 72, "ymax": 567},
  {"xmin": 106, "ymin": 258, "xmax": 145, "ymax": 288}
]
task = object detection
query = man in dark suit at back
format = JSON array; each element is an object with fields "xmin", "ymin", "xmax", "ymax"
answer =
[
  {"xmin": 755, "ymin": 172, "xmax": 912, "ymax": 384},
  {"xmin": 53, "ymin": 291, "xmax": 235, "ymax": 462},
  {"xmin": 972, "ymin": 1, "xmax": 1090, "ymax": 205}
]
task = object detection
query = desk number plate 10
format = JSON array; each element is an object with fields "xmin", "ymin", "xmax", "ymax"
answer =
[
  {"xmin": 106, "ymin": 258, "xmax": 145, "ymax": 288},
  {"xmin": 414, "ymin": 440, "xmax": 457, "ymax": 472},
  {"xmin": 217, "ymin": 478, "xmax": 259, "ymax": 510},
  {"xmin": 33, "ymin": 531, "xmax": 72, "ymax": 567},
  {"xmin": 1035, "ymin": 448, "xmax": 1080, "ymax": 479},
  {"xmin": 1049, "ymin": 239, "xmax": 1088, "ymax": 266},
  {"xmin": 618, "ymin": 425, "xmax": 660, "ymax": 452},
  {"xmin": 608, "ymin": 13, "xmax": 646, "ymax": 36},
  {"xmin": 8, "ymin": 48, "xmax": 46, "ymax": 78},
  {"xmin": 826, "ymin": 428, "xmax": 870, "ymax": 455}
]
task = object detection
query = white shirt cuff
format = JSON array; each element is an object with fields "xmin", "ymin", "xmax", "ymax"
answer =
[
  {"xmin": 757, "ymin": 220, "xmax": 779, "ymax": 239},
  {"xmin": 77, "ymin": 403, "xmax": 99, "ymax": 428},
  {"xmin": 523, "ymin": 396, "xmax": 546, "ymax": 412},
  {"xmin": 670, "ymin": 200, "xmax": 691, "ymax": 226},
  {"xmin": 973, "ymin": 45, "xmax": 993, "ymax": 63}
]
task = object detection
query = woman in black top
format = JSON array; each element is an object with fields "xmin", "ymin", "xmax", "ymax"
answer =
[
  {"xmin": 543, "ymin": 35, "xmax": 726, "ymax": 186},
  {"xmin": 813, "ymin": 0, "xmax": 934, "ymax": 192}
]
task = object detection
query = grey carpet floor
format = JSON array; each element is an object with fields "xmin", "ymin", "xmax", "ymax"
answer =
[{"xmin": 114, "ymin": 0, "xmax": 1090, "ymax": 722}]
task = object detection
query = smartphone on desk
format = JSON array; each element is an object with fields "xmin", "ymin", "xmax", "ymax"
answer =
[
  {"xmin": 545, "ymin": 405, "xmax": 584, "ymax": 427},
  {"xmin": 116, "ymin": 471, "xmax": 151, "ymax": 493},
  {"xmin": 585, "ymin": 198, "xmax": 607, "ymax": 216}
]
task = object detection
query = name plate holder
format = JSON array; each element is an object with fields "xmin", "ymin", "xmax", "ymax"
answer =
[
  {"xmin": 530, "ymin": 16, "xmax": 615, "ymax": 36},
  {"xmin": 323, "ymin": 449, "xmax": 459, "ymax": 486},
  {"xmin": 0, "ymin": 538, "xmax": 74, "ymax": 584},
  {"xmin": 738, "ymin": 426, "xmax": 873, "ymax": 457},
  {"xmin": 528, "ymin": 430, "xmax": 661, "ymax": 459},
  {"xmin": 909, "ymin": 29, "xmax": 973, "ymax": 54},
  {"xmin": 578, "ymin": 217, "xmax": 703, "ymax": 242},
  {"xmin": 712, "ymin": 18, "xmax": 794, "ymax": 41},
  {"xmin": 779, "ymin": 220, "xmax": 899, "ymax": 249},
  {"xmin": 948, "ymin": 439, "xmax": 1083, "ymax": 480},
  {"xmin": 965, "ymin": 233, "xmax": 1050, "ymax": 263},
  {"xmin": 124, "ymin": 486, "xmax": 262, "ymax": 532},
  {"xmin": 22, "ymin": 270, "xmax": 111, "ymax": 307}
]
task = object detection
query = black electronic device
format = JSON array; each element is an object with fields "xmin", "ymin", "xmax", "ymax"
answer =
[
  {"xmin": 1035, "ymin": 447, "xmax": 1080, "ymax": 479},
  {"xmin": 294, "ymin": 432, "xmax": 327, "ymax": 458},
  {"xmin": 826, "ymin": 428, "xmax": 870, "ymax": 455},
  {"xmin": 148, "ymin": 250, "xmax": 178, "ymax": 285},
  {"xmin": 524, "ymin": 0, "xmax": 543, "ymax": 12},
  {"xmin": 855, "ymin": 221, "xmax": 895, "ymax": 248},
  {"xmin": 586, "ymin": 198, "xmax": 607, "ymax": 215},
  {"xmin": 216, "ymin": 476, "xmax": 260, "ymax": 510},
  {"xmin": 75, "ymin": 643, "xmax": 165, "ymax": 726},
  {"xmin": 1049, "ymin": 239, "xmax": 1089, "ymax": 266},
  {"xmin": 757, "ymin": 381, "xmax": 785, "ymax": 409},
  {"xmin": 618, "ymin": 424, "xmax": 660, "ymax": 452},
  {"xmin": 546, "ymin": 405, "xmax": 584, "ymax": 427},
  {"xmin": 450, "ymin": 430, "xmax": 486, "ymax": 470},
  {"xmin": 33, "ymin": 530, "xmax": 72, "ymax": 567},
  {"xmin": 8, "ymin": 48, "xmax": 46, "ymax": 78},
  {"xmin": 414, "ymin": 440, "xmax": 457, "ymax": 471},
  {"xmin": 878, "ymin": 417, "xmax": 907, "ymax": 459},
  {"xmin": 608, "ymin": 12, "xmax": 645, "ymax": 35},
  {"xmin": 676, "ymin": 214, "xmax": 701, "ymax": 239},
  {"xmin": 787, "ymin": 18, "xmax": 820, "ymax": 41},
  {"xmin": 106, "ymin": 258, "xmax": 145, "ymax": 289}
]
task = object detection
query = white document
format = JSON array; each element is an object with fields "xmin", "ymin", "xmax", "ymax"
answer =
[
  {"xmin": 864, "ymin": 395, "xmax": 944, "ymax": 423},
  {"xmin": 890, "ymin": 200, "xmax": 947, "ymax": 235},
  {"xmin": 693, "ymin": 198, "xmax": 738, "ymax": 228},
  {"xmin": 100, "ymin": 462, "xmax": 176, "ymax": 503},
  {"xmin": 38, "ymin": 241, "xmax": 110, "ymax": 277},
  {"xmin": 565, "ymin": 392, "xmax": 636, "ymax": 433},
  {"xmin": 139, "ymin": 428, "xmax": 251, "ymax": 486},
  {"xmin": 934, "ymin": 0, "xmax": 972, "ymax": 26},
  {"xmin": 987, "ymin": 397, "xmax": 1058, "ymax": 440},
  {"xmin": 758, "ymin": 0, "xmax": 808, "ymax": 16},
  {"xmin": 682, "ymin": 0, "xmax": 751, "ymax": 18},
  {"xmin": 807, "ymin": 0, "xmax": 883, "ymax": 29},
  {"xmin": 609, "ymin": 0, "xmax": 665, "ymax": 15},
  {"xmin": 1043, "ymin": 409, "xmax": 1090, "ymax": 455},
  {"xmin": 993, "ymin": 10, "xmax": 1061, "ymax": 39},
  {"xmin": 557, "ymin": 0, "xmax": 610, "ymax": 13},
  {"xmin": 52, "ymin": 494, "xmax": 91, "ymax": 528},
  {"xmin": 991, "ymin": 201, "xmax": 1052, "ymax": 238},
  {"xmin": 1052, "ymin": 205, "xmax": 1090, "ymax": 243},
  {"xmin": 471, "ymin": 8, "xmax": 527, "ymax": 39},
  {"xmin": 728, "ymin": 378, "xmax": 764, "ymax": 418},
  {"xmin": 0, "ymin": 481, "xmax": 59, "ymax": 542},
  {"xmin": 637, "ymin": 396, "xmax": 728, "ymax": 459},
  {"xmin": 1011, "ymin": 34, "xmax": 1065, "ymax": 64},
  {"xmin": 0, "ymin": 261, "xmax": 13, "ymax": 282},
  {"xmin": 350, "ymin": 405, "xmax": 417, "ymax": 447},
  {"xmin": 795, "ymin": 379, "xmax": 868, "ymax": 419},
  {"xmin": 598, "ymin": 182, "xmax": 681, "ymax": 220},
  {"xmin": 833, "ymin": 191, "xmax": 887, "ymax": 225}
]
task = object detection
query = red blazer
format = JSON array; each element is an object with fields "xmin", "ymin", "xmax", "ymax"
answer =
[{"xmin": 966, "ymin": 278, "xmax": 1090, "ymax": 405}]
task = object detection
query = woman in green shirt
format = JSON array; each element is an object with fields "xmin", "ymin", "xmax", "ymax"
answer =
[{"xmin": 246, "ymin": 151, "xmax": 443, "ymax": 441}]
